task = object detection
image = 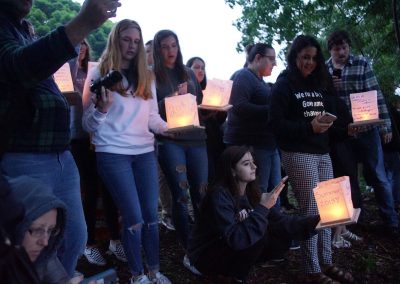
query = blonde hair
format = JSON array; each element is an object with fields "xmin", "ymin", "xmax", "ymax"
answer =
[{"xmin": 98, "ymin": 19, "xmax": 152, "ymax": 99}]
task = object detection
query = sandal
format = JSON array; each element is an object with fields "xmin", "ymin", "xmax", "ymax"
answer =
[
  {"xmin": 304, "ymin": 272, "xmax": 340, "ymax": 284},
  {"xmin": 323, "ymin": 265, "xmax": 355, "ymax": 283}
]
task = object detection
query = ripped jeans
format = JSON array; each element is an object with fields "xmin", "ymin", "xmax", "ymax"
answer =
[
  {"xmin": 96, "ymin": 151, "xmax": 160, "ymax": 276},
  {"xmin": 158, "ymin": 141, "xmax": 208, "ymax": 249}
]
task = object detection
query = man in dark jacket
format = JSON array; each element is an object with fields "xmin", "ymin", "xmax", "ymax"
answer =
[{"xmin": 0, "ymin": 0, "xmax": 121, "ymax": 276}]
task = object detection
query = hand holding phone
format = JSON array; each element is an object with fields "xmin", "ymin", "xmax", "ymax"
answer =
[
  {"xmin": 332, "ymin": 68, "xmax": 342, "ymax": 79},
  {"xmin": 260, "ymin": 176, "xmax": 288, "ymax": 209},
  {"xmin": 318, "ymin": 112, "xmax": 337, "ymax": 123}
]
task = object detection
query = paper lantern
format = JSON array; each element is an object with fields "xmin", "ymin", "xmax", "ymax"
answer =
[
  {"xmin": 199, "ymin": 79, "xmax": 233, "ymax": 111},
  {"xmin": 350, "ymin": 90, "xmax": 384, "ymax": 126},
  {"xmin": 54, "ymin": 62, "xmax": 74, "ymax": 93},
  {"xmin": 313, "ymin": 176, "xmax": 361, "ymax": 229},
  {"xmin": 165, "ymin": 93, "xmax": 200, "ymax": 129}
]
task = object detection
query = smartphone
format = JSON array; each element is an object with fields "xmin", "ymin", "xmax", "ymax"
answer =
[
  {"xmin": 332, "ymin": 68, "xmax": 342, "ymax": 79},
  {"xmin": 318, "ymin": 112, "xmax": 337, "ymax": 123}
]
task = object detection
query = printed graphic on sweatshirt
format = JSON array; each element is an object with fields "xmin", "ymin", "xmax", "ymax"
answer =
[
  {"xmin": 293, "ymin": 91, "xmax": 325, "ymax": 118},
  {"xmin": 236, "ymin": 208, "xmax": 253, "ymax": 222}
]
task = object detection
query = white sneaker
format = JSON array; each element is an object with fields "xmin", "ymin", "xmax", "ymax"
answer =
[
  {"xmin": 182, "ymin": 254, "xmax": 202, "ymax": 276},
  {"xmin": 131, "ymin": 275, "xmax": 152, "ymax": 284},
  {"xmin": 150, "ymin": 272, "xmax": 171, "ymax": 284},
  {"xmin": 83, "ymin": 246, "xmax": 106, "ymax": 266},
  {"xmin": 109, "ymin": 240, "xmax": 128, "ymax": 262}
]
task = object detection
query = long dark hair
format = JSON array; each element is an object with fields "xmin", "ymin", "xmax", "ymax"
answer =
[
  {"xmin": 186, "ymin": 56, "xmax": 207, "ymax": 90},
  {"xmin": 286, "ymin": 35, "xmax": 333, "ymax": 93},
  {"xmin": 209, "ymin": 145, "xmax": 261, "ymax": 208},
  {"xmin": 79, "ymin": 39, "xmax": 91, "ymax": 74},
  {"xmin": 153, "ymin": 29, "xmax": 188, "ymax": 86}
]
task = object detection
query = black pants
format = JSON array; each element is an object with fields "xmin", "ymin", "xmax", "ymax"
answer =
[
  {"xmin": 330, "ymin": 140, "xmax": 363, "ymax": 209},
  {"xmin": 194, "ymin": 229, "xmax": 291, "ymax": 281}
]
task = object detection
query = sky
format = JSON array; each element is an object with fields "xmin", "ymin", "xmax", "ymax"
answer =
[{"xmin": 77, "ymin": 0, "xmax": 284, "ymax": 82}]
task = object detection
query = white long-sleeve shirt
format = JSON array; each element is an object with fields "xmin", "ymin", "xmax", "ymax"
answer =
[{"xmin": 82, "ymin": 67, "xmax": 168, "ymax": 155}]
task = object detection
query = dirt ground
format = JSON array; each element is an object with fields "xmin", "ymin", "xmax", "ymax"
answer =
[{"xmin": 77, "ymin": 191, "xmax": 400, "ymax": 284}]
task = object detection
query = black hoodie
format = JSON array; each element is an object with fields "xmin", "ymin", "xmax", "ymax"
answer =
[{"xmin": 270, "ymin": 70, "xmax": 331, "ymax": 154}]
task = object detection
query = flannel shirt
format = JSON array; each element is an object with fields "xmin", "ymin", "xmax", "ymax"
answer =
[
  {"xmin": 0, "ymin": 10, "xmax": 77, "ymax": 153},
  {"xmin": 326, "ymin": 54, "xmax": 391, "ymax": 133}
]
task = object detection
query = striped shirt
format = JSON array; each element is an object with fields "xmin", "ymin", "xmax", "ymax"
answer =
[
  {"xmin": 0, "ymin": 11, "xmax": 77, "ymax": 153},
  {"xmin": 326, "ymin": 54, "xmax": 391, "ymax": 133}
]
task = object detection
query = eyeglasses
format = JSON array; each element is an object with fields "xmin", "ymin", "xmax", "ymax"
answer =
[
  {"xmin": 260, "ymin": 54, "xmax": 276, "ymax": 63},
  {"xmin": 28, "ymin": 227, "xmax": 61, "ymax": 239}
]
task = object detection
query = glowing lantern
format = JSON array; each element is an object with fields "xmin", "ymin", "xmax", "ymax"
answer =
[
  {"xmin": 199, "ymin": 79, "xmax": 233, "ymax": 111},
  {"xmin": 313, "ymin": 176, "xmax": 361, "ymax": 229},
  {"xmin": 350, "ymin": 90, "xmax": 384, "ymax": 126},
  {"xmin": 165, "ymin": 93, "xmax": 200, "ymax": 130}
]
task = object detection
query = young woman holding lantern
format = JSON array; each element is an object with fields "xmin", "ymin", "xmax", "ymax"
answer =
[
  {"xmin": 152, "ymin": 29, "xmax": 208, "ymax": 275},
  {"xmin": 269, "ymin": 35, "xmax": 354, "ymax": 284},
  {"xmin": 82, "ymin": 19, "xmax": 171, "ymax": 284},
  {"xmin": 187, "ymin": 145, "xmax": 321, "ymax": 283},
  {"xmin": 186, "ymin": 56, "xmax": 226, "ymax": 183}
]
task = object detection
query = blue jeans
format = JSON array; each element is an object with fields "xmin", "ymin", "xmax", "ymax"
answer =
[
  {"xmin": 253, "ymin": 147, "xmax": 281, "ymax": 194},
  {"xmin": 355, "ymin": 128, "xmax": 399, "ymax": 227},
  {"xmin": 384, "ymin": 151, "xmax": 400, "ymax": 206},
  {"xmin": 96, "ymin": 151, "xmax": 160, "ymax": 276},
  {"xmin": 158, "ymin": 141, "xmax": 208, "ymax": 249},
  {"xmin": 1, "ymin": 151, "xmax": 86, "ymax": 276}
]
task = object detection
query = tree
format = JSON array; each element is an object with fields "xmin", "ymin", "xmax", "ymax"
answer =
[
  {"xmin": 225, "ymin": 0, "xmax": 400, "ymax": 99},
  {"xmin": 28, "ymin": 0, "xmax": 112, "ymax": 59}
]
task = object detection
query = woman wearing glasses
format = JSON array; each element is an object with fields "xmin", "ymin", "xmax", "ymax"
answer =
[
  {"xmin": 8, "ymin": 175, "xmax": 83, "ymax": 284},
  {"xmin": 224, "ymin": 43, "xmax": 281, "ymax": 196}
]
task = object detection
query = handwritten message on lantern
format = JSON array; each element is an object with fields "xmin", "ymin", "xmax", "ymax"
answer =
[
  {"xmin": 54, "ymin": 62, "xmax": 74, "ymax": 93},
  {"xmin": 165, "ymin": 93, "xmax": 200, "ymax": 129},
  {"xmin": 201, "ymin": 79, "xmax": 233, "ymax": 107},
  {"xmin": 313, "ymin": 176, "xmax": 354, "ymax": 226},
  {"xmin": 350, "ymin": 90, "xmax": 378, "ymax": 122}
]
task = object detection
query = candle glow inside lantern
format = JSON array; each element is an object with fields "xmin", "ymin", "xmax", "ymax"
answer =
[
  {"xmin": 313, "ymin": 176, "xmax": 361, "ymax": 229},
  {"xmin": 165, "ymin": 93, "xmax": 200, "ymax": 129},
  {"xmin": 350, "ymin": 90, "xmax": 383, "ymax": 126},
  {"xmin": 200, "ymin": 79, "xmax": 233, "ymax": 110}
]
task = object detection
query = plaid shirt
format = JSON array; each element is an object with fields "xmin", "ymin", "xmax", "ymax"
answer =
[
  {"xmin": 326, "ymin": 54, "xmax": 391, "ymax": 133},
  {"xmin": 0, "ymin": 11, "xmax": 77, "ymax": 153}
]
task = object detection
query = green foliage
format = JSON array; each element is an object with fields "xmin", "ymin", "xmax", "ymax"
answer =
[
  {"xmin": 28, "ymin": 0, "xmax": 112, "ymax": 59},
  {"xmin": 226, "ymin": 0, "xmax": 400, "ymax": 99}
]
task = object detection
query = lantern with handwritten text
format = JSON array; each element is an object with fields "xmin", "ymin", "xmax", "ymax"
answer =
[
  {"xmin": 199, "ymin": 79, "xmax": 233, "ymax": 110},
  {"xmin": 313, "ymin": 176, "xmax": 361, "ymax": 229},
  {"xmin": 54, "ymin": 62, "xmax": 74, "ymax": 93},
  {"xmin": 350, "ymin": 90, "xmax": 384, "ymax": 126},
  {"xmin": 165, "ymin": 93, "xmax": 200, "ymax": 129}
]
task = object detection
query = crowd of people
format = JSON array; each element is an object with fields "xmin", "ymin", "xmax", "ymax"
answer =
[{"xmin": 1, "ymin": 0, "xmax": 399, "ymax": 284}]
